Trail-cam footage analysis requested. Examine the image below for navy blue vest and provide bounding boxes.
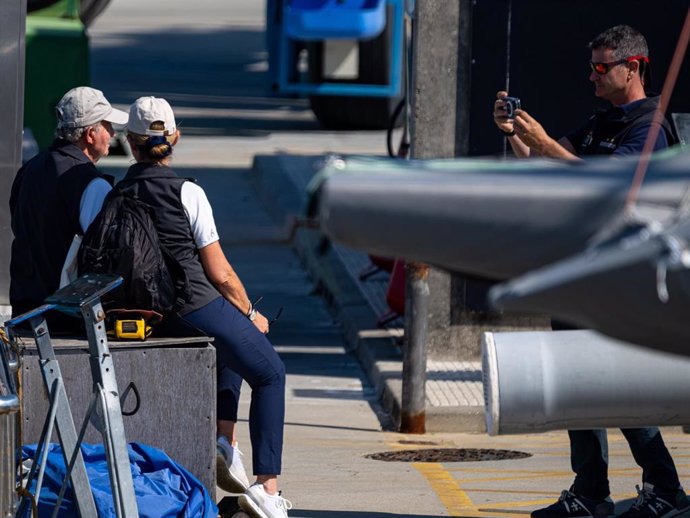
[118,163,218,315]
[573,96,677,156]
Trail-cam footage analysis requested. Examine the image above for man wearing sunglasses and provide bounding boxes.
[493,25,676,160]
[492,24,686,518]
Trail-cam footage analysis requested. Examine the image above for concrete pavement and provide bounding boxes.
[98,158,690,518]
[250,153,485,434]
[95,156,690,517]
[242,152,690,516]
[90,1,690,515]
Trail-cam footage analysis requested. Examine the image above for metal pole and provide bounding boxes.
[399,0,458,434]
[399,0,427,434]
[0,0,26,305]
[402,0,464,433]
[400,262,429,433]
[1,338,20,518]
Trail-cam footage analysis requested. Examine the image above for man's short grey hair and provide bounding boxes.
[56,122,102,144]
[589,25,648,60]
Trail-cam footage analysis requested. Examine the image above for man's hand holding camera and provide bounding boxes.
[493,91,578,160]
[493,91,519,135]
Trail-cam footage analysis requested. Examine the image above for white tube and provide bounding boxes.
[482,329,690,436]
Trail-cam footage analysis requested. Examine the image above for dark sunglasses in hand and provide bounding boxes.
[252,296,283,326]
[269,307,283,326]
[589,55,649,75]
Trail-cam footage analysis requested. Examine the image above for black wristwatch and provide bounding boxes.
[246,303,257,321]
[500,128,516,137]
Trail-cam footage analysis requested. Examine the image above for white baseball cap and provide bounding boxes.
[127,97,177,137]
[56,86,128,129]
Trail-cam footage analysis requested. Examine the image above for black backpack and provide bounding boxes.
[77,186,190,313]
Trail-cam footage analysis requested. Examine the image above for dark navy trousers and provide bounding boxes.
[174,296,286,476]
[570,428,681,500]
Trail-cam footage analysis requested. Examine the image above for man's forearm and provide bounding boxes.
[510,110,580,161]
[507,135,531,158]
[535,137,580,161]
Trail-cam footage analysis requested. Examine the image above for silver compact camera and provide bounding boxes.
[503,96,521,119]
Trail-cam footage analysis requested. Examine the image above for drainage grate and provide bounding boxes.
[365,448,532,462]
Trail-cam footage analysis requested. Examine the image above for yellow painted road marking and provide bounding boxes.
[451,468,690,484]
[480,498,563,509]
[462,489,561,496]
[448,472,554,474]
[474,512,532,517]
[482,492,639,511]
[414,462,478,516]
[381,436,690,517]
[445,472,573,482]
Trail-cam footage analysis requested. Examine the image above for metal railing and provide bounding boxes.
[0,333,19,518]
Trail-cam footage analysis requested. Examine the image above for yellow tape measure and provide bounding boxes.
[114,319,151,341]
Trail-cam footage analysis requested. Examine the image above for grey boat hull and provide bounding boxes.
[314,149,690,280]
[489,218,690,357]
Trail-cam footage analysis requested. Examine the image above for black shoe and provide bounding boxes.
[532,488,614,518]
[618,483,690,518]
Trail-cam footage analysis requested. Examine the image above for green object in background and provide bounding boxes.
[28,0,79,19]
[24,0,88,149]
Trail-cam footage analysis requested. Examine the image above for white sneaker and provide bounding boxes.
[216,436,250,493]
[238,483,293,518]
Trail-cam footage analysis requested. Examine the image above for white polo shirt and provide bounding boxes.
[79,178,219,249]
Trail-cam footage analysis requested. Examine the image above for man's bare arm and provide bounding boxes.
[513,110,580,161]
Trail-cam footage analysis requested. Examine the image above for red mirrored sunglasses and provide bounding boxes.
[589,55,650,75]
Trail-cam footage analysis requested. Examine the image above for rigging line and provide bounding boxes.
[624,6,690,213]
[675,184,690,218]
[505,0,512,94]
[503,0,513,158]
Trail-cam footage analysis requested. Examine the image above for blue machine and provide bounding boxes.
[284,0,387,40]
[267,0,405,127]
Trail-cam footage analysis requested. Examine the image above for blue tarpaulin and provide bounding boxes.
[22,442,218,518]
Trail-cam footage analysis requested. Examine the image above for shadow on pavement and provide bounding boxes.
[295,512,449,518]
[92,26,325,136]
[284,421,382,434]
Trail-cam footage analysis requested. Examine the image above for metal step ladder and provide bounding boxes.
[5,274,139,518]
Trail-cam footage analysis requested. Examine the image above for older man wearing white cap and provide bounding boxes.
[9,86,128,331]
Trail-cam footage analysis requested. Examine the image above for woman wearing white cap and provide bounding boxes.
[121,96,291,518]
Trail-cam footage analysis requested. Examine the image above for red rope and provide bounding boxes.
[624,6,690,212]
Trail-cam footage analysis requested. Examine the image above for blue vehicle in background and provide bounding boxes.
[23,0,408,139]
[266,0,409,129]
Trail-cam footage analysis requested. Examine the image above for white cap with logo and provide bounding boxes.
[127,97,177,137]
[56,86,129,129]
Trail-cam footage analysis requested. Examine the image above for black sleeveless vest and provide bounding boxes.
[118,163,219,315]
[10,139,105,318]
[575,96,677,156]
